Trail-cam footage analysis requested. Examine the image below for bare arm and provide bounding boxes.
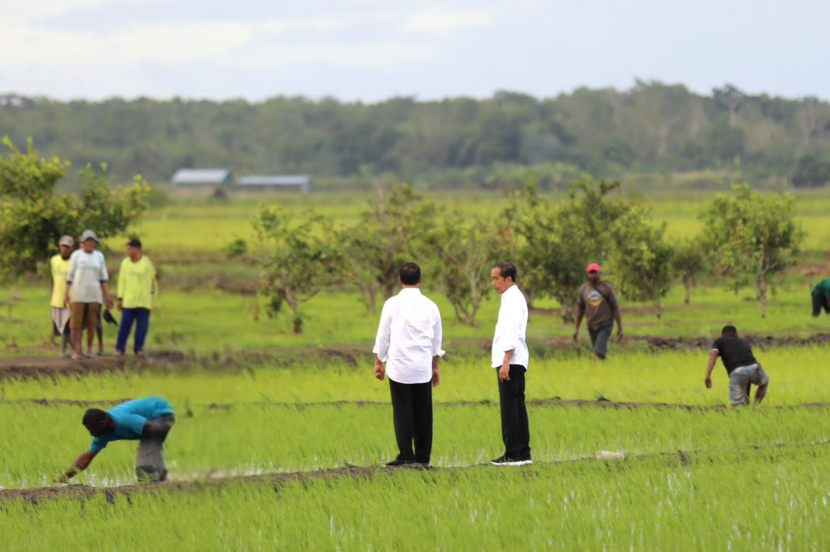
[614,308,623,339]
[705,350,718,388]
[101,282,114,309]
[58,450,98,483]
[432,355,440,388]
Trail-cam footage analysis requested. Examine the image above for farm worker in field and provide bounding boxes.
[373,262,444,468]
[573,263,623,360]
[50,235,75,356]
[65,230,114,360]
[489,262,532,466]
[705,325,770,406]
[58,396,176,483]
[812,278,830,317]
[116,238,157,357]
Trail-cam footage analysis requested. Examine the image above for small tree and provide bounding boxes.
[673,237,707,305]
[254,207,337,334]
[611,206,676,318]
[337,184,436,314]
[432,210,514,325]
[701,184,804,317]
[0,138,149,297]
[514,178,629,321]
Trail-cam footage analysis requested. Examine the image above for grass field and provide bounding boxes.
[1,188,828,550]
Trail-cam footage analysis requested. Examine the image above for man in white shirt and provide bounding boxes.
[373,263,445,468]
[65,230,114,360]
[490,262,532,466]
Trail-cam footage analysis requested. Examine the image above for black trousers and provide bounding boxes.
[498,365,531,460]
[813,293,829,317]
[389,378,433,464]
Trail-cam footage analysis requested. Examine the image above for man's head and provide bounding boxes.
[126,238,142,261]
[587,263,601,284]
[80,230,99,253]
[491,262,517,295]
[399,262,422,287]
[59,235,75,259]
[721,325,738,337]
[82,408,113,437]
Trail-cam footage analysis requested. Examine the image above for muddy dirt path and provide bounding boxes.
[9,397,830,411]
[3,440,827,504]
[2,333,827,380]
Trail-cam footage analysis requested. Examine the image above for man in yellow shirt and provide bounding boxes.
[50,235,75,356]
[116,238,157,357]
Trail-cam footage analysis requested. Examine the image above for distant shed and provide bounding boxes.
[237,175,312,194]
[172,169,233,187]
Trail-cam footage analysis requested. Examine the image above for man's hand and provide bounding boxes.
[373,360,385,381]
[499,362,511,382]
[54,474,70,484]
[432,368,440,388]
[64,293,71,308]
[117,300,123,312]
[572,331,579,343]
[756,363,763,371]
[705,376,712,389]
[616,329,624,342]
[105,298,114,310]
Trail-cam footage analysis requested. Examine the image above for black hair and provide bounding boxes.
[492,262,518,283]
[83,408,108,427]
[721,325,738,336]
[399,262,421,286]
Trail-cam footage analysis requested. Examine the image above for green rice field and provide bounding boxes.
[0,189,828,550]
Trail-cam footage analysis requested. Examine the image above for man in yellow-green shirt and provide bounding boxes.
[115,238,157,357]
[50,235,75,356]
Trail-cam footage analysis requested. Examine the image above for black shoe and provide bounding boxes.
[385,458,416,467]
[490,455,533,466]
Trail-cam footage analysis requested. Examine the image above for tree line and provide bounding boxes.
[2,81,830,188]
[253,182,804,333]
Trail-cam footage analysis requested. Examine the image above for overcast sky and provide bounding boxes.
[2,0,828,102]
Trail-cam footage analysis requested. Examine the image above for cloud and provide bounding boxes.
[260,17,351,34]
[400,8,494,36]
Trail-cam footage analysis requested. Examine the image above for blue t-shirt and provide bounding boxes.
[90,397,174,453]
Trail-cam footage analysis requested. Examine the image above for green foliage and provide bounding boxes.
[701,185,804,317]
[514,178,629,320]
[672,238,708,305]
[0,138,149,286]
[432,210,513,325]
[336,184,436,313]
[3,85,829,184]
[254,207,337,334]
[791,153,830,188]
[223,238,248,259]
[611,206,676,317]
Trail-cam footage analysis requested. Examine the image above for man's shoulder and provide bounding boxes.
[599,281,616,293]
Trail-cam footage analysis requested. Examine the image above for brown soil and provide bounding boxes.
[2,333,827,380]
[9,396,830,411]
[0,351,187,379]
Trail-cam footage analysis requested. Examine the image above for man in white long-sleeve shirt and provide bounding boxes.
[490,262,532,466]
[373,262,445,468]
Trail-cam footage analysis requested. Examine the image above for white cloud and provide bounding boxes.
[237,39,439,68]
[401,8,493,36]
[260,17,350,34]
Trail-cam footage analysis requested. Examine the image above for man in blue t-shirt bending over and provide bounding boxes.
[59,396,176,483]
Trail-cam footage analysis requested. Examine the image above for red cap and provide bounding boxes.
[586,263,601,273]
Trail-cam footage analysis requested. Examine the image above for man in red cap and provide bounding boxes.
[573,263,623,359]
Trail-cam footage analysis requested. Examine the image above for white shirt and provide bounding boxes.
[491,284,530,369]
[373,288,445,384]
[66,249,109,304]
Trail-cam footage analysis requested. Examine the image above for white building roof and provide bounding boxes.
[172,169,232,184]
[237,175,311,186]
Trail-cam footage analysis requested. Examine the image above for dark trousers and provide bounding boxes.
[116,308,151,353]
[588,323,614,359]
[389,378,433,464]
[498,365,531,460]
[813,294,829,317]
